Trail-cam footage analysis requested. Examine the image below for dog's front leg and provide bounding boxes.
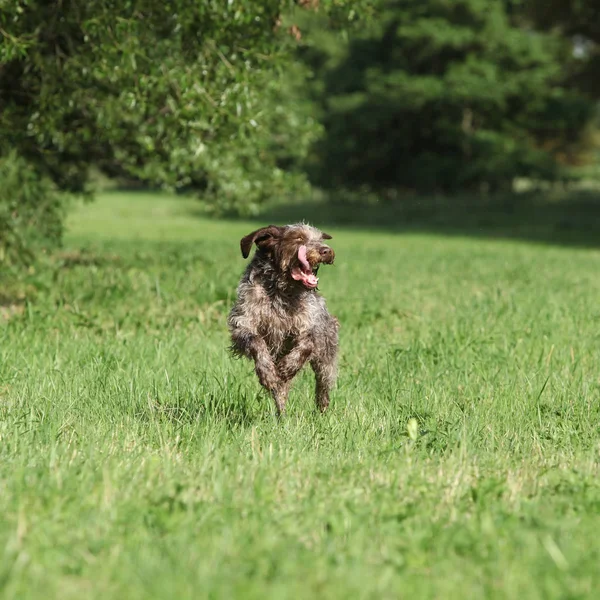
[277,334,314,385]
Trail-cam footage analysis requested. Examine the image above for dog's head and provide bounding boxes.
[240,223,335,290]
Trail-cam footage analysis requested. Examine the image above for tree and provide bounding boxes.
[304,0,595,195]
[528,0,600,97]
[0,0,367,271]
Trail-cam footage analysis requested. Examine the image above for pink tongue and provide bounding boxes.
[292,245,318,288]
[297,245,311,271]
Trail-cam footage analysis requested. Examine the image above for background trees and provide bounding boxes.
[0,0,358,269]
[1,0,598,272]
[529,0,600,96]
[304,0,595,195]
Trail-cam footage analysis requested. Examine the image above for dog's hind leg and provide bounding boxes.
[310,320,338,412]
[274,335,314,415]
[231,330,285,414]
[311,357,337,412]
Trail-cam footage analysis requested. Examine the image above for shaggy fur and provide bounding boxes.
[228,223,339,415]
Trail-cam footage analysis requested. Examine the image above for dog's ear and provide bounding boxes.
[240,226,284,259]
[321,232,332,240]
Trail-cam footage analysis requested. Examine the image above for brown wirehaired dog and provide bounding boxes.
[228,223,339,415]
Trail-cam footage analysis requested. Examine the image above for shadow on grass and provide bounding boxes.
[209,188,600,249]
[140,390,263,429]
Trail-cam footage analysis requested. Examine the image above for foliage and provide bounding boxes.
[0,0,368,221]
[304,0,595,194]
[528,0,600,97]
[1,0,598,274]
[2,192,600,597]
[0,152,68,274]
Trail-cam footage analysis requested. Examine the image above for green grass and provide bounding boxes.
[2,191,600,599]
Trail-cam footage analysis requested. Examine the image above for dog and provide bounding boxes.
[228,223,339,415]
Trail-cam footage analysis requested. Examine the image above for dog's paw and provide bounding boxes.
[255,363,281,391]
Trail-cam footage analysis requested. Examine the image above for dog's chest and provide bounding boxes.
[245,284,315,340]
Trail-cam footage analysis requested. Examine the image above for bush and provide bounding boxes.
[0,153,68,274]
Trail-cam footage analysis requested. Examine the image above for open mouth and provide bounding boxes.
[291,245,319,289]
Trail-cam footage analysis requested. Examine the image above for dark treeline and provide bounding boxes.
[305,0,597,194]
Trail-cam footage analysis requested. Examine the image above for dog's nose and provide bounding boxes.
[319,246,334,263]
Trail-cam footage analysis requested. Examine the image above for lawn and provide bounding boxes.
[1,192,600,599]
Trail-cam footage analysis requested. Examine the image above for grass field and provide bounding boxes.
[2,192,600,599]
